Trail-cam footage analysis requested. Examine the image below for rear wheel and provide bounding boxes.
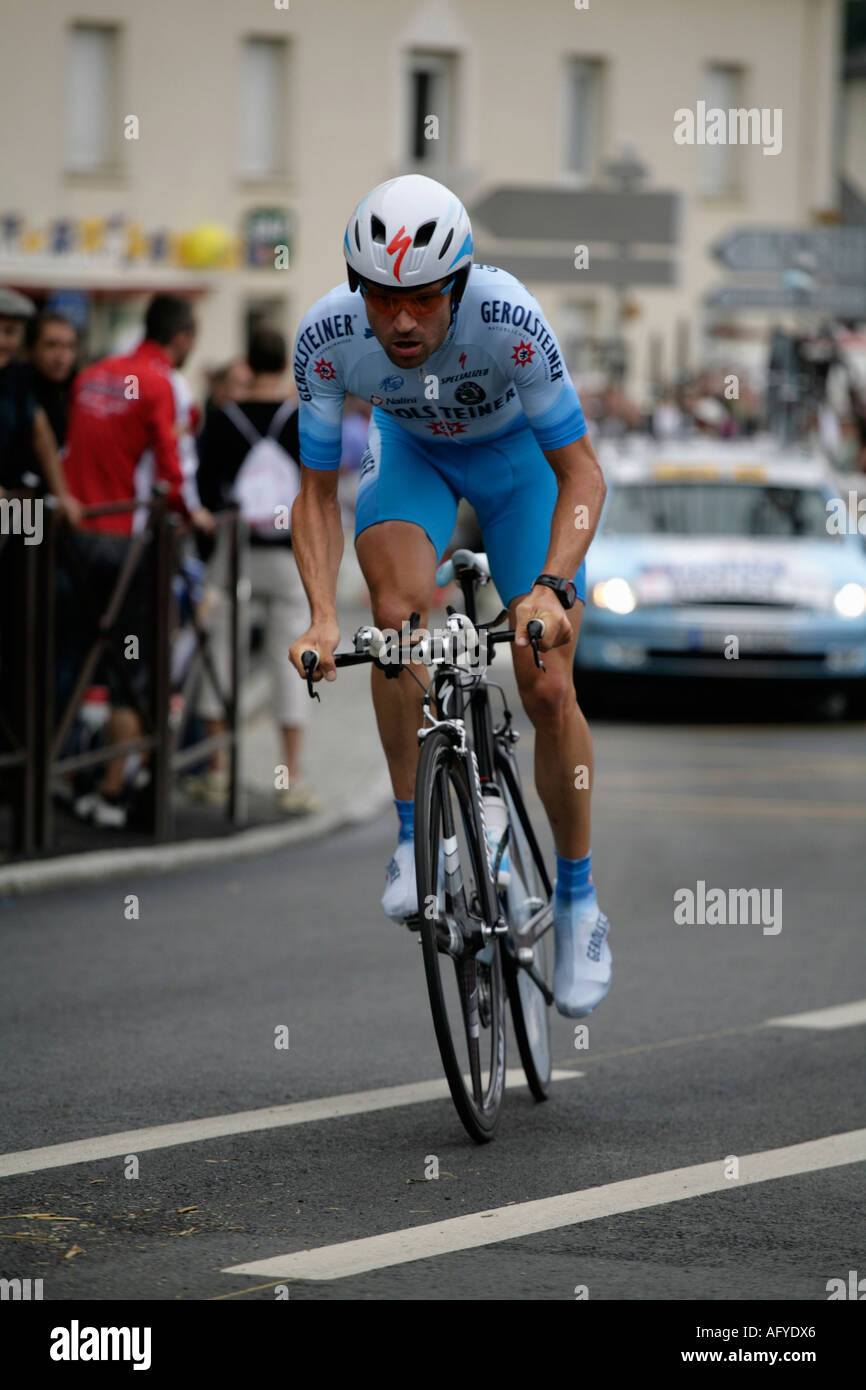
[415,728,506,1143]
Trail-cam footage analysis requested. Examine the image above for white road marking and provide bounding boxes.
[0,1070,580,1179]
[765,1000,866,1030]
[222,1128,866,1282]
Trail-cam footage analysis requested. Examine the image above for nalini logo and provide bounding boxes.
[50,1321,152,1371]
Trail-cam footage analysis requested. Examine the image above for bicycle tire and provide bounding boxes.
[497,747,554,1100]
[415,728,507,1143]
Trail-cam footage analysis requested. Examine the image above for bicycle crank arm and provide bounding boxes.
[518,959,555,1006]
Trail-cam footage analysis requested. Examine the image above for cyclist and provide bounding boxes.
[288,175,611,1018]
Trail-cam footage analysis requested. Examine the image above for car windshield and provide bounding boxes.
[603,482,836,540]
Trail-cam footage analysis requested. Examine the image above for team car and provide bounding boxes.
[574,440,866,698]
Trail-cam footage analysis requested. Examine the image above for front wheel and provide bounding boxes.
[415,729,507,1143]
[497,747,554,1100]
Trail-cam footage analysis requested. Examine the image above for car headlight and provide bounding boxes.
[832,583,866,619]
[592,577,637,614]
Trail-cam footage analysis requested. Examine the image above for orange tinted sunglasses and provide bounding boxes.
[359,278,455,318]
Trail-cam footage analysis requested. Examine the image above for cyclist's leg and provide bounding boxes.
[354,414,459,920]
[355,414,459,798]
[355,519,438,800]
[467,431,609,1016]
[466,428,590,857]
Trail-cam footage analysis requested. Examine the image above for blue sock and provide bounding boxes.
[555,850,594,905]
[394,798,414,843]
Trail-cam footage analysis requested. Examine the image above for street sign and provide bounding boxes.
[472,187,680,244]
[712,227,866,285]
[705,283,866,315]
[488,252,678,286]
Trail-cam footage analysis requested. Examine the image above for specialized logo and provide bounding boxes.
[313,357,336,381]
[379,374,404,390]
[458,352,467,369]
[455,382,486,405]
[511,339,535,367]
[387,225,412,282]
[427,420,467,437]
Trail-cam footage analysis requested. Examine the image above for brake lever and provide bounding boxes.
[301,650,321,701]
[526,618,546,671]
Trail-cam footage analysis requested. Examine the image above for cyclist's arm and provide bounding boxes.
[292,464,344,628]
[289,300,350,676]
[513,434,605,651]
[540,432,606,578]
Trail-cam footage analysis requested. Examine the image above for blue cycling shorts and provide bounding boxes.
[355,408,586,608]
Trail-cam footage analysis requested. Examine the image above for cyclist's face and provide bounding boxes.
[360,276,452,369]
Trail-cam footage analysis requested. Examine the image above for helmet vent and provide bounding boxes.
[438,227,454,259]
[354,219,361,251]
[413,220,437,248]
[370,215,387,244]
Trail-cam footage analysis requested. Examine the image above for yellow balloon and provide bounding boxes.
[178,223,233,269]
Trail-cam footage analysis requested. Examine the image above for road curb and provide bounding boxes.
[0,768,393,898]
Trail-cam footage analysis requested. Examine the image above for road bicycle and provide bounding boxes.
[302,549,555,1142]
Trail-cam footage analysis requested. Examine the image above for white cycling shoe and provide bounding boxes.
[552,888,612,1018]
[382,839,418,921]
[382,838,448,922]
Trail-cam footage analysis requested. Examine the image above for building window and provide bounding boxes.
[239,38,287,179]
[64,25,119,173]
[406,51,456,165]
[564,59,603,177]
[561,302,598,376]
[699,64,742,196]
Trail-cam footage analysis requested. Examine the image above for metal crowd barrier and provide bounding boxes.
[0,488,244,857]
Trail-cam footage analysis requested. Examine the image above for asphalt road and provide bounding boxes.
[2,684,864,1303]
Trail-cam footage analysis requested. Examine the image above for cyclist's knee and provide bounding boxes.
[370,591,432,634]
[517,667,575,733]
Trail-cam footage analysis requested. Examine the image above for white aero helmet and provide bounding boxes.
[344,174,474,305]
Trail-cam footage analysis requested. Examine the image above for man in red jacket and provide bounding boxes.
[63,295,213,827]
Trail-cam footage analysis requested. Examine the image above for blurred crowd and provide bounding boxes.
[2,285,865,841]
[0,288,367,833]
[578,337,866,472]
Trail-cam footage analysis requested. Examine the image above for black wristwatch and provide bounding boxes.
[533,573,578,610]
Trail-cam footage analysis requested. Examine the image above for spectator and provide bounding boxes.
[61,293,213,828]
[194,328,319,816]
[0,287,79,517]
[25,309,79,453]
[199,358,253,434]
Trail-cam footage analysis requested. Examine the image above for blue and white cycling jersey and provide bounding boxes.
[293,264,586,468]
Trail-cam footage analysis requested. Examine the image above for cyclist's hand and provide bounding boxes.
[514,586,571,651]
[290,618,341,683]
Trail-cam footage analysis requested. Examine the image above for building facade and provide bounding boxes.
[0,0,845,399]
